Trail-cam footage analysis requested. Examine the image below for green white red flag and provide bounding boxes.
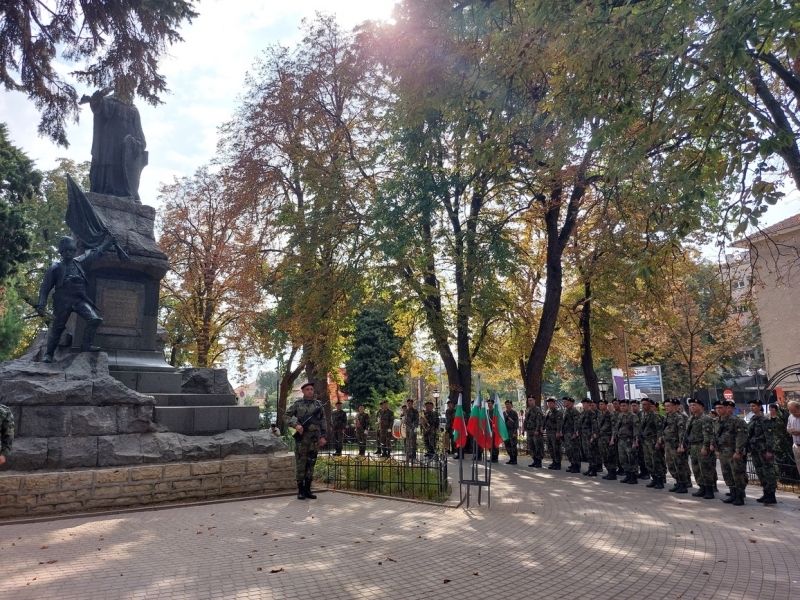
[489,394,509,448]
[467,395,493,449]
[452,394,468,448]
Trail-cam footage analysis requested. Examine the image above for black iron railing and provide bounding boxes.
[314,454,449,502]
[746,457,800,493]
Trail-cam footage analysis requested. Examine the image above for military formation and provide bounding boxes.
[515,394,778,506]
[278,383,781,505]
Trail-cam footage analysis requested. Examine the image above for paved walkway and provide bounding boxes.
[1,460,799,600]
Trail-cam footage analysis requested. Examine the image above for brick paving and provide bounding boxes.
[1,459,799,600]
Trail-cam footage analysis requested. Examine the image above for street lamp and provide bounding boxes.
[432,388,440,415]
[597,379,608,400]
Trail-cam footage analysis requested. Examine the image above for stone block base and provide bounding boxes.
[0,454,295,519]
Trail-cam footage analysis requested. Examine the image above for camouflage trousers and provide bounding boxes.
[665,442,691,485]
[356,430,367,455]
[582,436,601,467]
[378,428,392,455]
[527,432,543,460]
[718,447,748,491]
[642,437,666,477]
[599,435,617,471]
[423,430,438,455]
[294,433,320,482]
[617,438,636,472]
[333,429,345,452]
[504,434,518,459]
[565,434,582,465]
[405,431,418,458]
[689,444,716,487]
[547,432,562,462]
[750,444,777,492]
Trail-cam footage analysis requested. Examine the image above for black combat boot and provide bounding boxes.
[692,486,707,498]
[627,472,638,485]
[507,457,517,465]
[755,491,766,503]
[534,459,542,468]
[547,461,556,469]
[654,477,664,490]
[552,462,562,470]
[674,482,688,494]
[762,491,777,505]
[582,465,593,475]
[646,476,658,488]
[528,461,537,467]
[603,470,617,481]
[304,478,317,500]
[638,470,650,480]
[722,490,736,504]
[585,467,597,477]
[617,467,626,476]
[571,463,582,473]
[619,471,631,483]
[297,482,306,500]
[703,487,714,500]
[732,489,744,506]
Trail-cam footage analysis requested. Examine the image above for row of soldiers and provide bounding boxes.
[330,398,444,460]
[505,394,778,506]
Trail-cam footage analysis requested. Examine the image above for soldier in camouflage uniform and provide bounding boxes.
[422,401,439,457]
[680,398,716,499]
[376,400,394,457]
[562,397,580,472]
[354,404,370,456]
[444,400,456,455]
[611,399,625,475]
[503,400,519,465]
[631,399,650,479]
[331,400,347,456]
[611,398,641,484]
[747,400,777,505]
[640,397,667,490]
[580,399,602,476]
[660,398,692,493]
[544,397,564,470]
[524,396,545,468]
[404,399,420,460]
[285,383,328,499]
[0,402,14,467]
[714,399,749,505]
[597,399,618,480]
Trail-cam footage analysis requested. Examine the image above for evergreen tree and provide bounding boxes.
[343,307,406,410]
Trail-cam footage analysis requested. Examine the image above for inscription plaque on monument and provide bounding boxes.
[96,279,144,336]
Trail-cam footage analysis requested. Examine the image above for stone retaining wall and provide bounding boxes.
[0,454,295,519]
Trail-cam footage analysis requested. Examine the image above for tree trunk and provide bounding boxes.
[579,279,600,402]
[276,347,306,431]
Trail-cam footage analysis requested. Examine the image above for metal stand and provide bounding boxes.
[458,439,492,507]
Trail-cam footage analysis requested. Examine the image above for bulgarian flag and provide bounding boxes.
[453,394,468,448]
[467,395,489,449]
[489,394,509,448]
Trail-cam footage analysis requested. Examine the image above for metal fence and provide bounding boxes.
[314,454,449,502]
[746,458,800,493]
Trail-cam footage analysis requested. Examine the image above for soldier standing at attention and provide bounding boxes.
[611,398,641,484]
[354,404,370,457]
[680,398,716,499]
[747,400,777,506]
[376,400,394,457]
[525,396,545,468]
[641,397,667,490]
[580,399,602,476]
[444,399,456,455]
[661,398,691,494]
[630,399,650,480]
[503,400,519,465]
[404,399,420,460]
[715,399,749,505]
[597,399,618,480]
[0,402,14,467]
[486,398,500,463]
[611,399,625,475]
[562,397,581,472]
[285,382,327,500]
[422,401,439,457]
[331,400,347,456]
[544,397,564,470]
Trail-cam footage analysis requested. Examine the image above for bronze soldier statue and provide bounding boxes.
[36,235,116,362]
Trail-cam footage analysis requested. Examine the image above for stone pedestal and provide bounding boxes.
[69,192,171,372]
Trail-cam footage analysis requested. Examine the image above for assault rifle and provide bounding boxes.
[292,400,330,442]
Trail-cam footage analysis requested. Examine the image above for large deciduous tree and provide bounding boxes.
[0,0,197,145]
[158,167,265,367]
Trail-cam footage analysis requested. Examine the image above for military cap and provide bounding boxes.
[712,399,724,407]
[487,398,495,404]
[618,398,630,404]
[300,382,314,390]
[630,399,640,404]
[406,398,414,403]
[724,400,736,407]
[666,397,681,405]
[504,399,513,404]
[446,399,454,405]
[380,399,388,405]
[358,403,365,408]
[598,398,609,404]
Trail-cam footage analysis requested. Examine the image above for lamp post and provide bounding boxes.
[597,379,609,401]
[433,388,440,415]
